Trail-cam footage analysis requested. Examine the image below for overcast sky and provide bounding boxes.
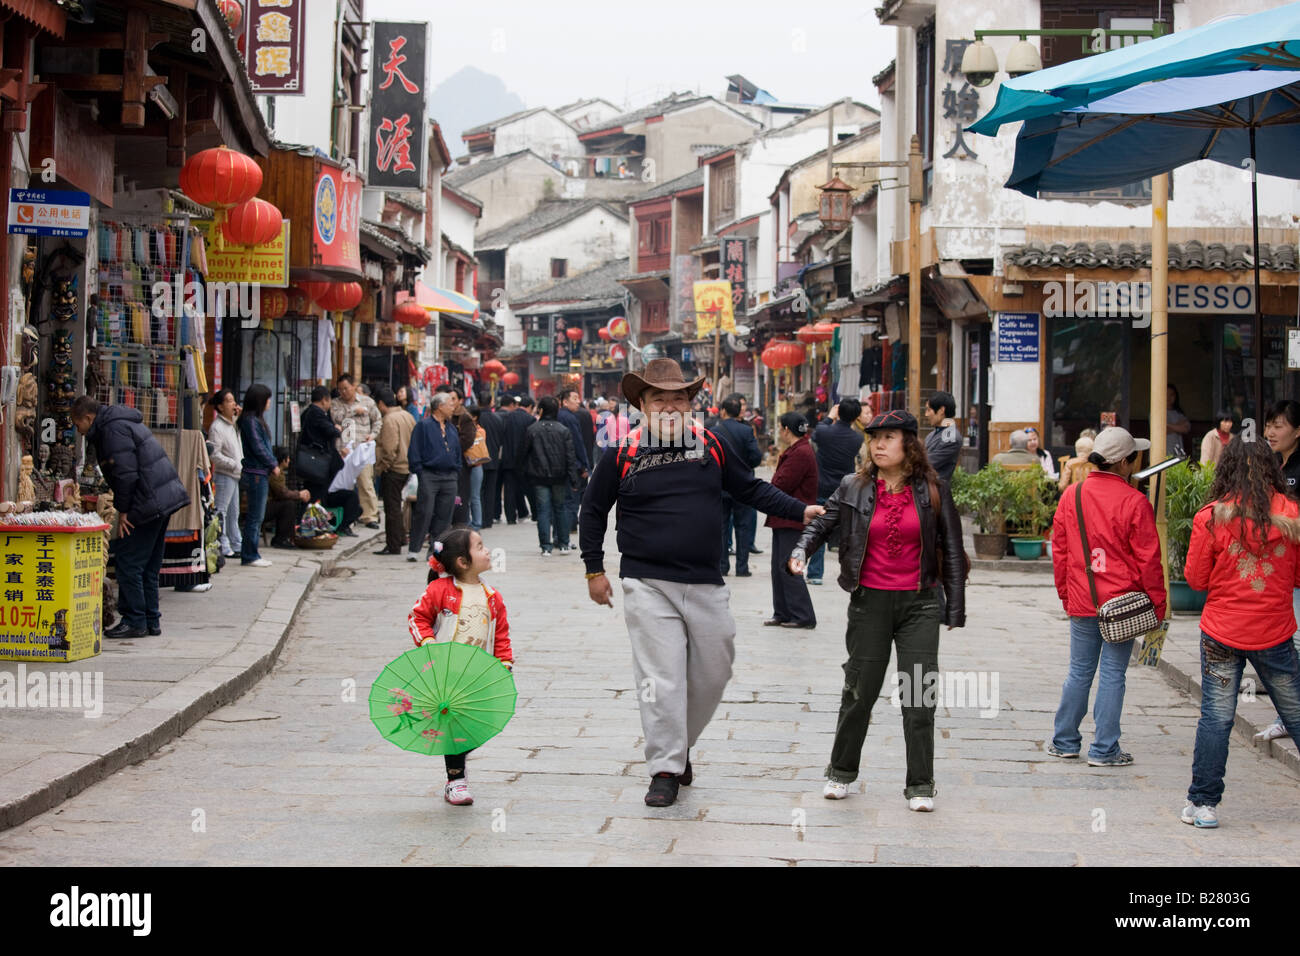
[365,0,897,113]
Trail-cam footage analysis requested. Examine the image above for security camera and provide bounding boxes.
[961,40,998,88]
[1005,40,1042,78]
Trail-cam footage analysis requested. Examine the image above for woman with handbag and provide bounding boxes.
[1180,436,1300,828]
[789,409,966,811]
[1048,426,1166,767]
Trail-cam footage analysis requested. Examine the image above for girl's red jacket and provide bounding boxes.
[407,576,513,663]
[1185,492,1300,650]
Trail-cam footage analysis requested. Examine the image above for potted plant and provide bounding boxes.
[1007,468,1058,559]
[951,464,1010,560]
[1166,460,1215,613]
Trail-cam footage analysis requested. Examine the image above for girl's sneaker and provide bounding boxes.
[1181,802,1219,828]
[908,796,935,812]
[823,780,849,799]
[444,780,473,806]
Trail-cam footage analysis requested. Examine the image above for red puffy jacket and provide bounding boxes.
[1052,471,1167,620]
[407,577,512,663]
[1184,492,1300,650]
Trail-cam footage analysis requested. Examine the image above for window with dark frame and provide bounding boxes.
[551,258,567,279]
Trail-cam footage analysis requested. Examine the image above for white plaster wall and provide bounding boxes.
[558,100,622,131]
[753,212,775,299]
[494,113,582,163]
[505,208,629,298]
[263,7,343,158]
[443,200,478,257]
[643,103,760,184]
[852,212,878,291]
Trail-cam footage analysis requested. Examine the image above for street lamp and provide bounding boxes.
[960,25,1167,87]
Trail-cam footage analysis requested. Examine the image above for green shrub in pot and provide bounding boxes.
[1166,459,1215,582]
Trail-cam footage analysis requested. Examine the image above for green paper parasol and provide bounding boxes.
[370,641,517,756]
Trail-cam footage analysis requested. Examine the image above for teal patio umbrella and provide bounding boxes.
[969,1,1300,420]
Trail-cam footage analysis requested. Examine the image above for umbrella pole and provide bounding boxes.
[1151,172,1171,606]
[1251,125,1264,423]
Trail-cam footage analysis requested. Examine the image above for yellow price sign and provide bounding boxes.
[693,280,735,336]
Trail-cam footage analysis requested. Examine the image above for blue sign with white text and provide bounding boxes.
[7,188,91,237]
[996,312,1039,363]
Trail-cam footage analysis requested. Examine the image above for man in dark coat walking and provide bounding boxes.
[477,398,505,529]
[501,395,535,523]
[521,396,579,554]
[714,396,763,577]
[74,396,189,639]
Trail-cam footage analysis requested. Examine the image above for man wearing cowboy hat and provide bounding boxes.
[580,358,825,807]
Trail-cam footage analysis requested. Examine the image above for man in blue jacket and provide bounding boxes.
[406,392,462,562]
[808,398,864,585]
[715,396,762,577]
[73,396,189,639]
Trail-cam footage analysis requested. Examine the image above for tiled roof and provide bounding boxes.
[1004,239,1298,272]
[444,149,552,188]
[477,200,627,250]
[462,107,555,138]
[513,258,630,313]
[635,166,704,202]
[582,93,714,137]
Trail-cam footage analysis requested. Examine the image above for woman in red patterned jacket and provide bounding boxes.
[1181,436,1300,828]
[407,526,512,806]
[765,412,819,629]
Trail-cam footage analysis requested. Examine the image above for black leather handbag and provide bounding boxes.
[294,444,331,485]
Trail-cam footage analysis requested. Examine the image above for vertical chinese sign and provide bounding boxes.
[722,239,748,318]
[244,0,305,95]
[369,21,429,191]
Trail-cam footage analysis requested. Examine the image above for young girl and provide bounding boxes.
[407,526,513,806]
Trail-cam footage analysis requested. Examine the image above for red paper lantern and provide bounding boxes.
[296,281,331,306]
[393,301,428,328]
[222,197,282,248]
[813,321,838,340]
[179,146,262,211]
[483,359,507,379]
[259,288,288,322]
[796,323,832,344]
[565,326,584,342]
[597,327,611,341]
[317,282,363,312]
[217,0,242,33]
[502,372,520,387]
[761,340,805,370]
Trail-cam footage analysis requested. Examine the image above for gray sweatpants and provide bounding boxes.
[622,577,737,776]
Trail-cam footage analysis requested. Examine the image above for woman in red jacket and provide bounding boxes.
[1182,437,1300,828]
[1049,427,1165,767]
[765,412,819,629]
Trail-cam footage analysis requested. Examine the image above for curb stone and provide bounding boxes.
[0,528,382,832]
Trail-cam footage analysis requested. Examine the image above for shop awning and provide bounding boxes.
[397,281,481,320]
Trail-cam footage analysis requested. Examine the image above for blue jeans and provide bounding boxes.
[806,495,829,579]
[469,465,484,530]
[1051,616,1132,760]
[240,472,269,563]
[111,514,169,629]
[213,472,241,555]
[532,482,569,550]
[1190,633,1300,807]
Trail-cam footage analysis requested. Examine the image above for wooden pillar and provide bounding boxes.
[1150,172,1171,604]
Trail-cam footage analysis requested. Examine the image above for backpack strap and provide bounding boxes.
[616,427,644,479]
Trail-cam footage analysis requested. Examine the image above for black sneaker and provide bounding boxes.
[644,772,680,807]
[750,547,763,555]
[680,755,693,787]
[147,624,162,636]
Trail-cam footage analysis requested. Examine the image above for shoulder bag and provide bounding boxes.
[464,425,489,466]
[1075,481,1159,643]
[294,444,331,485]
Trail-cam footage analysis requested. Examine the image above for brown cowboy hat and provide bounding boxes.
[621,358,706,408]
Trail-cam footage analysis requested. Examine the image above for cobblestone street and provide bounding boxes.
[3,519,1300,866]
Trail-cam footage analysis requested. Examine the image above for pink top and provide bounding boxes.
[859,480,922,591]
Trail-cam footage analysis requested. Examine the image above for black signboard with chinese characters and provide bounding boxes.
[369,21,429,190]
[244,0,306,95]
[722,239,748,315]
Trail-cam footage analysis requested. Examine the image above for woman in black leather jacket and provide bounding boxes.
[790,409,966,812]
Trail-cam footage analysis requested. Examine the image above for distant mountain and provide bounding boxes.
[428,66,527,163]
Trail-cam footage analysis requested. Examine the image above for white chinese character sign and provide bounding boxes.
[368,21,428,190]
[244,0,304,94]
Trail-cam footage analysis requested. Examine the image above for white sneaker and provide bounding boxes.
[823,780,850,799]
[245,558,273,568]
[1256,717,1289,740]
[908,796,935,812]
[189,583,213,592]
[444,780,473,806]
[1181,802,1219,828]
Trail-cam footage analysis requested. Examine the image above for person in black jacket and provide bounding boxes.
[501,396,534,524]
[74,396,190,639]
[521,396,579,554]
[558,387,592,548]
[715,396,762,577]
[299,386,361,536]
[580,360,824,807]
[790,409,966,812]
[806,398,865,585]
